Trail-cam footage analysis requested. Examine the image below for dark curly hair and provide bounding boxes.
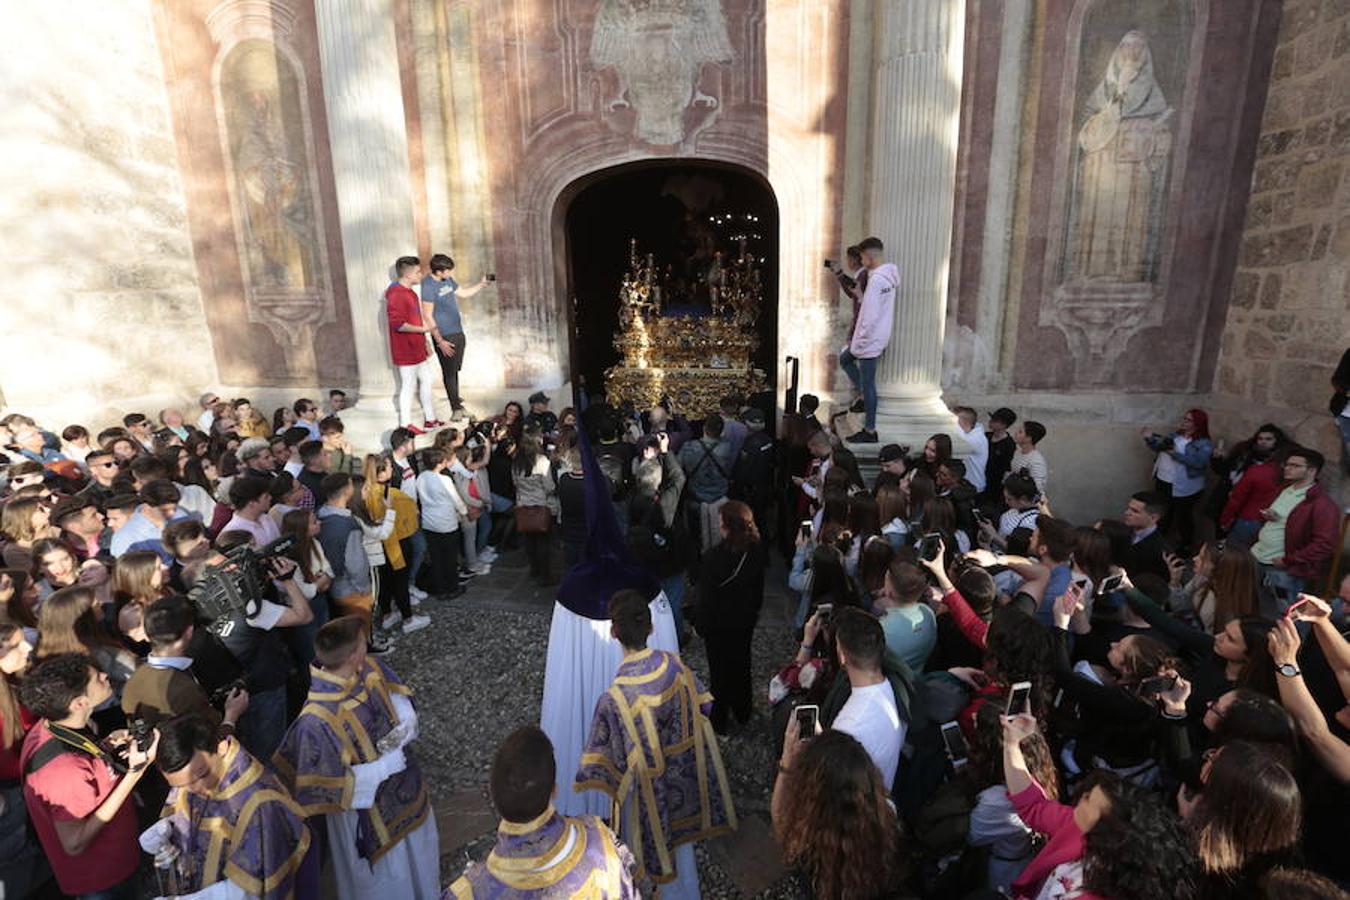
[984,606,1056,716]
[1079,772,1200,900]
[970,701,1059,798]
[775,730,899,899]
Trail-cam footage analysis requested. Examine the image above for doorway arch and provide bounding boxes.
[554,159,780,409]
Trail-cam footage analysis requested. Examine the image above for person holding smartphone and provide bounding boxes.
[420,253,494,422]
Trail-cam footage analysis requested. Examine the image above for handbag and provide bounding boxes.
[515,505,550,534]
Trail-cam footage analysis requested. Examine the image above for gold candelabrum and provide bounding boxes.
[606,238,767,414]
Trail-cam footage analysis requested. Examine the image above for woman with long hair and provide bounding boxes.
[269,404,294,436]
[1003,715,1199,900]
[876,484,910,552]
[0,619,42,895]
[773,728,900,899]
[511,428,557,583]
[1,496,59,570]
[1121,572,1279,712]
[360,454,421,626]
[920,496,968,554]
[696,501,767,733]
[0,570,38,632]
[32,538,111,611]
[906,471,938,532]
[1213,423,1288,545]
[1143,408,1213,553]
[915,433,954,480]
[1170,541,1260,634]
[111,549,170,614]
[280,508,332,663]
[35,587,138,727]
[501,400,525,442]
[966,701,1060,894]
[856,537,895,613]
[1180,740,1301,897]
[0,621,34,779]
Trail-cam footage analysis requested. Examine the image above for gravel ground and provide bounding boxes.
[387,542,807,897]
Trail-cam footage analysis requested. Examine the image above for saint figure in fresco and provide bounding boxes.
[1066,30,1174,284]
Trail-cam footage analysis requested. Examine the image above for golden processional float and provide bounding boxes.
[604,238,768,412]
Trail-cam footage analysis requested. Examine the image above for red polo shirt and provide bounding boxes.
[20,721,139,894]
[386,282,429,366]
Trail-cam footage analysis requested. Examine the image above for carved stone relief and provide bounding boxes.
[589,0,735,147]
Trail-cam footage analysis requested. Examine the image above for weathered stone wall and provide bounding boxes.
[0,0,216,424]
[1212,0,1350,485]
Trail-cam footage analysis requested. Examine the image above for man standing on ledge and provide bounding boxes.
[421,253,494,422]
[840,236,898,444]
[386,256,443,436]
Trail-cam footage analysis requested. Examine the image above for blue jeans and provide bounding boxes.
[838,349,878,430]
[662,573,687,637]
[407,529,428,589]
[238,685,287,763]
[476,510,492,552]
[490,493,514,513]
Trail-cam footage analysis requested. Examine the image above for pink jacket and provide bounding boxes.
[849,262,898,358]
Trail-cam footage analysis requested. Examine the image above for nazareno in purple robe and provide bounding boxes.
[272,658,431,864]
[161,737,312,900]
[575,648,737,886]
[442,804,638,899]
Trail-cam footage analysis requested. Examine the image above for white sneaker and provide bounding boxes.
[401,614,431,634]
[479,547,498,563]
[381,611,403,630]
[468,562,491,576]
[409,592,422,607]
[409,585,428,602]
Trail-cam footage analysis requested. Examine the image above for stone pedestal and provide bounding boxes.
[315,0,418,450]
[867,0,966,451]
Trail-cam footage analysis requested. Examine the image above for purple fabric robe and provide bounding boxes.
[272,659,431,864]
[442,805,637,899]
[161,738,311,900]
[575,648,737,885]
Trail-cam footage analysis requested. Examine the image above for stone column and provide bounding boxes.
[867,0,966,449]
[315,0,418,441]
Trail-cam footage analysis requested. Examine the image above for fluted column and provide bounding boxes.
[315,0,417,405]
[868,0,965,447]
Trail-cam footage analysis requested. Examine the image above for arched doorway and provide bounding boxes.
[556,160,779,411]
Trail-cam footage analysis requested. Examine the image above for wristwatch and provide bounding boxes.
[1276,663,1301,678]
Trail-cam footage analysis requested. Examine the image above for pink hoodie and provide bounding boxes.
[849,262,898,358]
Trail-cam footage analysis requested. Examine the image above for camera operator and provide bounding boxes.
[122,595,249,733]
[19,653,160,899]
[181,531,313,761]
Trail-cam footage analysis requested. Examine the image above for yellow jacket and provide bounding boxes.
[364,485,419,569]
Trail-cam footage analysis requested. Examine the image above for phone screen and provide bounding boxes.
[940,722,968,763]
[1006,681,1032,717]
[920,533,942,562]
[795,705,819,736]
[799,520,813,541]
[1096,573,1124,596]
[1138,675,1177,695]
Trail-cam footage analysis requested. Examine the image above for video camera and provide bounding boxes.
[187,535,297,626]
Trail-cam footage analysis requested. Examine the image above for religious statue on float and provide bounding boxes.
[1064,30,1174,286]
[606,238,766,411]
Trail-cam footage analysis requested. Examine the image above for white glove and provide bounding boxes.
[388,693,419,748]
[139,818,175,854]
[350,747,408,809]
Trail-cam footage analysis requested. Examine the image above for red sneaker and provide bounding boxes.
[404,423,426,436]
[424,419,446,429]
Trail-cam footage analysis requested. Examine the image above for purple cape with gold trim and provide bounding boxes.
[161,737,311,900]
[575,648,736,885]
[272,658,430,865]
[443,805,636,899]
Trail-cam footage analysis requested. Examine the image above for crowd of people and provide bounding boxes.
[0,348,1347,899]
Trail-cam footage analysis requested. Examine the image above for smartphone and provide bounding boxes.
[485,273,497,282]
[795,704,819,736]
[1138,674,1177,696]
[973,509,991,526]
[1006,680,1032,717]
[1096,572,1125,597]
[799,519,813,542]
[920,532,942,562]
[940,721,969,769]
[815,603,834,623]
[1071,574,1090,596]
[1284,595,1311,619]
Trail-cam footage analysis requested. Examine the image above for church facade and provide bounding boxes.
[0,0,1343,518]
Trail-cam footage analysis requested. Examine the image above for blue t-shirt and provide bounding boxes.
[420,274,462,335]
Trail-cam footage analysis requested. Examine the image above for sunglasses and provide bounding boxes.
[93,461,118,469]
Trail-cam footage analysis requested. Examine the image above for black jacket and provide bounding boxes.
[696,541,767,634]
[1124,529,1170,583]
